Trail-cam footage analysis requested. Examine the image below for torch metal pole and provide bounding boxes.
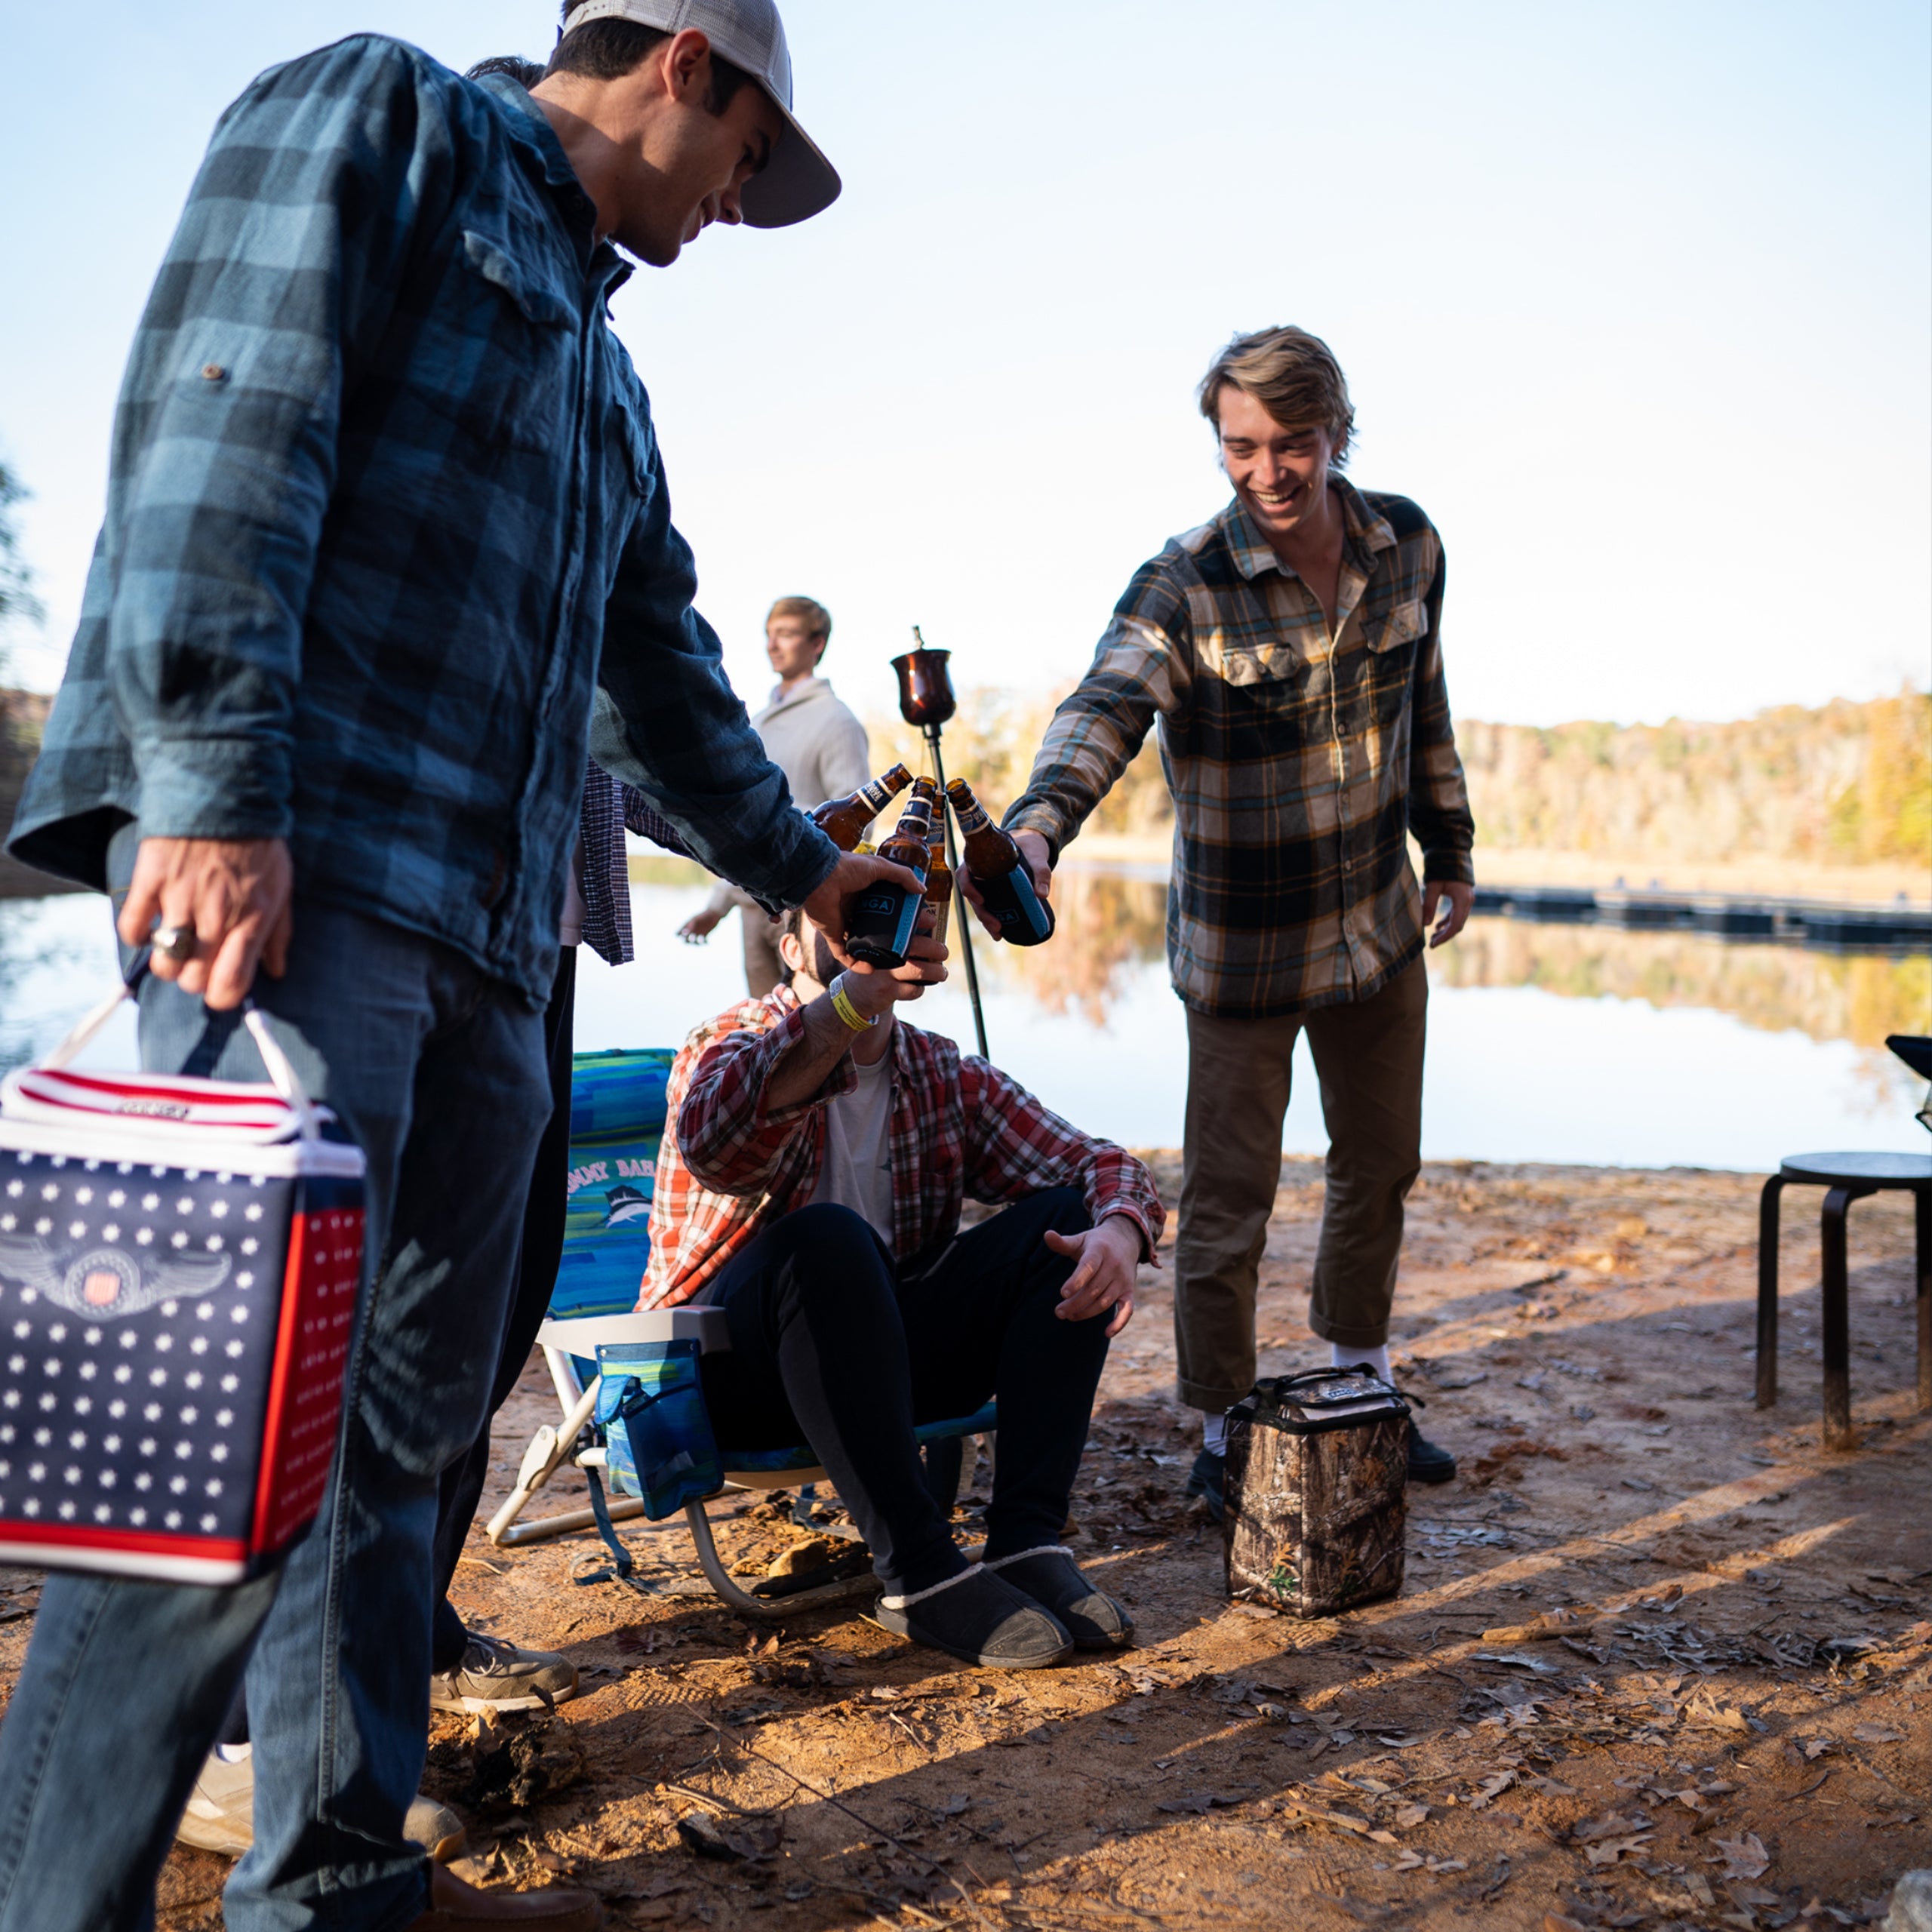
[922,723,989,1061]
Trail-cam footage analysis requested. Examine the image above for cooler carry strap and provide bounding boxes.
[31,973,323,1143]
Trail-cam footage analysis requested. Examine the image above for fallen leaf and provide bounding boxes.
[1584,1835,1652,1866]
[1574,1813,1644,1842]
[1393,1802,1430,1829]
[675,1812,782,1862]
[1469,1771,1518,1810]
[1802,1737,1836,1760]
[1710,1832,1770,1881]
[1852,1723,1903,1743]
[1475,1651,1563,1676]
[1691,1702,1754,1734]
[1392,1850,1424,1871]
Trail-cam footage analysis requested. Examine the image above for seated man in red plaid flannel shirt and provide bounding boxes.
[641,904,1165,1669]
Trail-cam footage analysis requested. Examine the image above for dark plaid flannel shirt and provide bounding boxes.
[1007,481,1475,1020]
[640,989,1165,1309]
[8,41,835,1001]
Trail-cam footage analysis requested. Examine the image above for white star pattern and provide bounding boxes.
[2,1149,358,1559]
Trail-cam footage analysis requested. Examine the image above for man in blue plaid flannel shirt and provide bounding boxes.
[0,9,917,1930]
[998,328,1477,1518]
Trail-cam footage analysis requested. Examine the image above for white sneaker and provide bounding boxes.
[176,1749,466,1863]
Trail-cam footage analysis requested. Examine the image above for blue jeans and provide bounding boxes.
[0,877,549,1932]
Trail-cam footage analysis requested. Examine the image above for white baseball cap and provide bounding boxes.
[559,0,840,227]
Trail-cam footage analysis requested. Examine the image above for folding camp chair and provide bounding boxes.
[485,1048,995,1618]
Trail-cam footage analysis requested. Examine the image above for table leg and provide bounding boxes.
[1917,1187,1930,1415]
[1756,1174,1785,1409]
[1820,1186,1862,1451]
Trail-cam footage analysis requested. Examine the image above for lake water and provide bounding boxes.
[2,872,1925,1173]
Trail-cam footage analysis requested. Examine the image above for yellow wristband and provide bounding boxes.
[829,974,877,1033]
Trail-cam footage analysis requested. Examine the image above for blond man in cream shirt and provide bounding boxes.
[680,595,871,992]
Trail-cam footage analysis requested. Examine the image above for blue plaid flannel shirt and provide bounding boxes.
[8,38,836,1001]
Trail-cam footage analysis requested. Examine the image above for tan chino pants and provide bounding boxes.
[1174,958,1427,1413]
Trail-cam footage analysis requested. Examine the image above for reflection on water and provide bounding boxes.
[3,878,1927,1171]
[995,875,1929,1051]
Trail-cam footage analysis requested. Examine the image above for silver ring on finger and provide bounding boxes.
[151,924,198,964]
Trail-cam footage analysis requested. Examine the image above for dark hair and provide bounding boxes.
[776,904,806,986]
[466,55,548,88]
[547,8,752,112]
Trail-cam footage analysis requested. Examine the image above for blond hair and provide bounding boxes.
[766,595,832,648]
[1197,326,1354,468]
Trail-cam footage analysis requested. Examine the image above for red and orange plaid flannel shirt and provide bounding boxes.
[639,989,1165,1309]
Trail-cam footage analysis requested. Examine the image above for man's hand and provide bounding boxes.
[841,931,948,1016]
[678,906,724,944]
[801,851,925,972]
[1423,878,1474,949]
[1044,1214,1143,1339]
[117,837,294,1011]
[958,826,1054,938]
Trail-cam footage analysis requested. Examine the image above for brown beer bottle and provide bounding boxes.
[922,836,954,947]
[909,774,940,808]
[944,778,1056,946]
[846,798,934,968]
[811,763,912,851]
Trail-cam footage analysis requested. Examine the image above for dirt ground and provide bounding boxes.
[5,1156,1927,1930]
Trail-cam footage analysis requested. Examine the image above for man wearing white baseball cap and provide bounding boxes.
[0,7,868,1930]
[557,0,841,228]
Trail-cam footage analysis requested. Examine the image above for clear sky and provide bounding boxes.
[2,1,1927,731]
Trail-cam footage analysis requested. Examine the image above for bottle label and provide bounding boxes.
[848,884,920,967]
[947,788,990,833]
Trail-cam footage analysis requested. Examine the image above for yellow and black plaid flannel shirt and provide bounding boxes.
[1006,479,1475,1021]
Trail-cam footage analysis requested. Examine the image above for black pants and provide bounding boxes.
[426,944,577,1672]
[695,1189,1112,1596]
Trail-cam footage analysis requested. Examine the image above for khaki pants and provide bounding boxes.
[1174,958,1427,1412]
[740,903,786,999]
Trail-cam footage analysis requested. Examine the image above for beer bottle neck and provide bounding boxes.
[947,786,991,834]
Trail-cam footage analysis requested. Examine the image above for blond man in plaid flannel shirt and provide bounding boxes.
[995,327,1475,1508]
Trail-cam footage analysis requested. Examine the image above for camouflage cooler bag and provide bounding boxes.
[0,981,365,1585]
[1223,1369,1409,1617]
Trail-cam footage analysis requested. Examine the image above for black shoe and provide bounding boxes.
[1407,1427,1457,1484]
[987,1547,1134,1649]
[1185,1447,1226,1522]
[869,1564,1074,1669]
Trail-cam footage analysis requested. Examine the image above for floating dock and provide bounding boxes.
[1057,860,1929,954]
[1472,883,1930,952]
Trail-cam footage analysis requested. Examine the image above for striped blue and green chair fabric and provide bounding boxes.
[556,1048,675,1324]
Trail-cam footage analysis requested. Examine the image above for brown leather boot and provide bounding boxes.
[403,1864,604,1930]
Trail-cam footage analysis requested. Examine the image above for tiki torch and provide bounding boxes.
[891,629,989,1060]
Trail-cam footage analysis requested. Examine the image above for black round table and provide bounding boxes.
[1758,1152,1932,1448]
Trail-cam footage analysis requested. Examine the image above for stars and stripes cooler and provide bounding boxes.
[0,985,365,1585]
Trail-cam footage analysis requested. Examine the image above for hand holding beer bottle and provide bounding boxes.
[946,778,1056,946]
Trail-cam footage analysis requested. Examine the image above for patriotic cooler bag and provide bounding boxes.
[0,983,365,1584]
